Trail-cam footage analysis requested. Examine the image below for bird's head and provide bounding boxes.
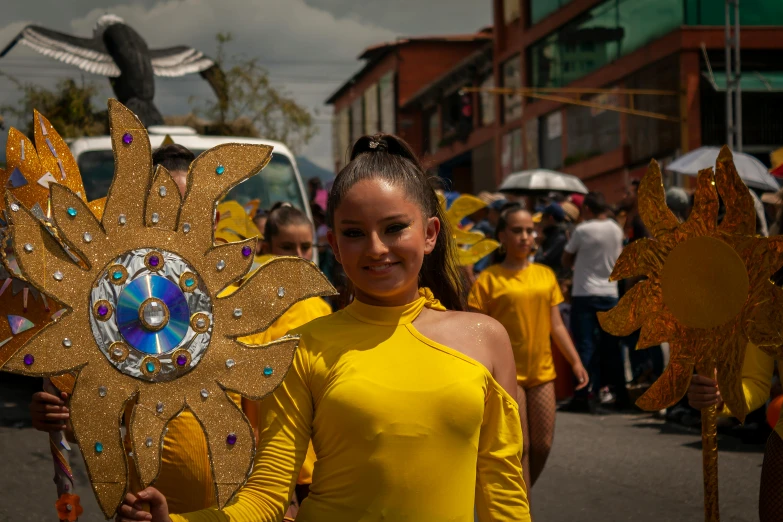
[94,14,125,36]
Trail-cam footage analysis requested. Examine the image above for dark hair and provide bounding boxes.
[583,191,608,215]
[327,133,465,311]
[492,203,527,264]
[152,144,195,172]
[263,202,312,243]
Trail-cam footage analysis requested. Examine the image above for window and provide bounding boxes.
[379,72,396,134]
[78,152,305,211]
[423,110,440,156]
[530,0,575,25]
[364,83,379,135]
[350,97,364,144]
[503,0,521,24]
[334,109,350,170]
[529,0,683,88]
[479,75,495,126]
[503,55,523,122]
[685,0,783,25]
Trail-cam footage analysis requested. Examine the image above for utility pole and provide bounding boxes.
[725,0,742,151]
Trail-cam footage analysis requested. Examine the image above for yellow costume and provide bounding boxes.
[722,343,783,437]
[171,292,530,522]
[239,255,332,486]
[469,264,564,388]
[121,258,330,511]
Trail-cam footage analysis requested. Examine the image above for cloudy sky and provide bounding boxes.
[0,0,490,170]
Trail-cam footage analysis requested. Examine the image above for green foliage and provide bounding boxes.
[0,74,107,138]
[193,33,317,154]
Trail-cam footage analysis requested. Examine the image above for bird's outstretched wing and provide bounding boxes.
[0,25,120,77]
[149,46,215,77]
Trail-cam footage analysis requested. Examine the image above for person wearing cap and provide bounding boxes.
[534,203,569,279]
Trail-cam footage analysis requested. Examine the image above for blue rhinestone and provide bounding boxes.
[145,361,156,373]
[215,165,225,175]
[66,207,77,217]
[95,442,103,453]
[263,366,273,376]
[112,271,123,280]
[185,278,195,288]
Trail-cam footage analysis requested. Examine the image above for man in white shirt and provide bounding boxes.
[561,192,628,412]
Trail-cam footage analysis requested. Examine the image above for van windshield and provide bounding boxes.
[77,150,305,211]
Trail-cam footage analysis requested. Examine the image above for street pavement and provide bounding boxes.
[0,375,765,521]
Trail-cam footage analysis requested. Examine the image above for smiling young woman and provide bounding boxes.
[117,134,530,522]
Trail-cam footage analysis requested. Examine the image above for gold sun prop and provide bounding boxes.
[0,100,336,517]
[439,193,500,266]
[598,147,783,521]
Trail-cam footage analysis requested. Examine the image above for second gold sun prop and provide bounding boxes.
[598,147,783,522]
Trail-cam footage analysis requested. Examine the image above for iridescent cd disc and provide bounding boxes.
[116,275,190,354]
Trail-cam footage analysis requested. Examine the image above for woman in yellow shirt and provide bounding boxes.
[469,204,588,492]
[117,133,530,522]
[688,343,782,521]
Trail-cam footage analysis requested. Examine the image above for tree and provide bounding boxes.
[192,33,317,154]
[0,74,106,138]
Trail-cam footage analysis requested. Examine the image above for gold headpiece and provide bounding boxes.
[1,100,335,517]
[0,112,105,385]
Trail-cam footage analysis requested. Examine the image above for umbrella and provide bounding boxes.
[666,146,780,192]
[499,169,589,194]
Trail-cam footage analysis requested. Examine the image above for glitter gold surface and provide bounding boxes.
[146,166,182,230]
[597,147,783,522]
[33,111,86,198]
[0,100,337,517]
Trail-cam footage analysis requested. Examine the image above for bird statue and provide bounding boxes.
[0,14,227,126]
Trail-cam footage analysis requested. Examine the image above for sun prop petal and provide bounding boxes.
[69,363,137,518]
[216,257,336,338]
[638,160,679,239]
[129,395,185,488]
[3,128,47,212]
[609,238,667,281]
[716,146,755,236]
[101,100,153,233]
[33,110,86,200]
[636,354,695,411]
[217,336,299,400]
[447,194,487,223]
[203,239,259,295]
[681,168,718,236]
[50,184,107,267]
[0,281,60,368]
[6,194,87,306]
[187,387,255,508]
[598,280,659,337]
[458,239,501,266]
[637,310,678,350]
[2,313,89,375]
[178,144,273,246]
[453,228,486,246]
[145,165,182,230]
[715,336,749,423]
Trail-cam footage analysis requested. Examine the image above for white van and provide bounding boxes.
[69,126,312,223]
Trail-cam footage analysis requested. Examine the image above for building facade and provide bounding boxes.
[331,0,783,201]
[326,32,492,173]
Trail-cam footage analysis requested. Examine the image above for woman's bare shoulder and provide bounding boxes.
[421,309,510,346]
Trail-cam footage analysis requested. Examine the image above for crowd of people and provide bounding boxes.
[26,133,782,521]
